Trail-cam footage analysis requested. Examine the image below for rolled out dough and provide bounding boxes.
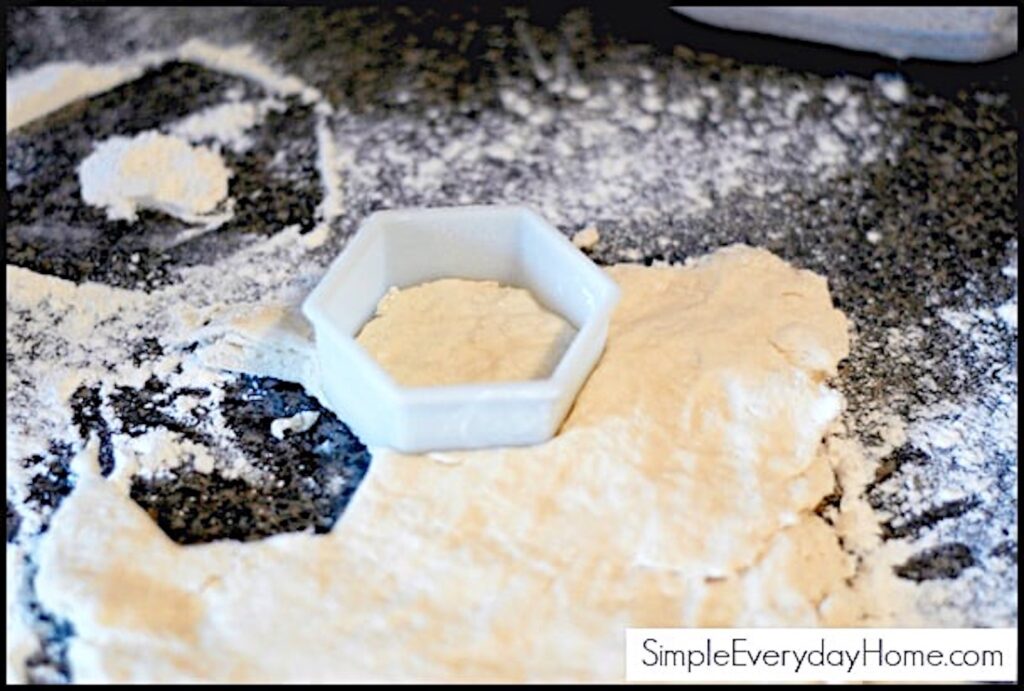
[355,278,577,387]
[35,245,864,682]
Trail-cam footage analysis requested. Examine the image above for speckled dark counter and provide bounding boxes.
[6,5,1018,683]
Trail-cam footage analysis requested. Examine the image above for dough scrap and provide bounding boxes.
[78,132,231,223]
[355,279,577,387]
[35,245,863,682]
[571,226,600,250]
[270,411,320,440]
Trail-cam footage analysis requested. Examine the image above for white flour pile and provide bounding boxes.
[78,132,232,223]
[5,31,1014,684]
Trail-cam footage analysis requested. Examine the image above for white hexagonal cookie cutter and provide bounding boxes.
[301,205,620,453]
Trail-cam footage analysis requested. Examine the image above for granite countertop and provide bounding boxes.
[5,5,1018,683]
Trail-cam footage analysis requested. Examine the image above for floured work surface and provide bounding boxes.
[6,6,1018,684]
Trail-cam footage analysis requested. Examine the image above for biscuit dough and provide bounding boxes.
[356,279,577,386]
[34,245,864,682]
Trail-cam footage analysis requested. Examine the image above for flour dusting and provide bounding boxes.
[167,98,285,153]
[339,39,893,247]
[6,58,159,133]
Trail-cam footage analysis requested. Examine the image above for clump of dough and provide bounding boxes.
[270,411,320,440]
[78,131,231,222]
[571,226,600,250]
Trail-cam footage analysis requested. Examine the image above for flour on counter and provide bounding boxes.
[6,38,321,136]
[6,36,356,683]
[343,56,895,240]
[6,224,328,682]
[6,58,160,133]
[109,428,219,485]
[996,260,1018,332]
[861,251,1019,627]
[996,301,1017,329]
[78,132,232,223]
[314,107,345,226]
[5,547,36,684]
[178,39,323,105]
[167,99,284,153]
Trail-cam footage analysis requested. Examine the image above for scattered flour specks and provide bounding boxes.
[996,300,1017,329]
[864,250,1017,626]
[336,52,896,236]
